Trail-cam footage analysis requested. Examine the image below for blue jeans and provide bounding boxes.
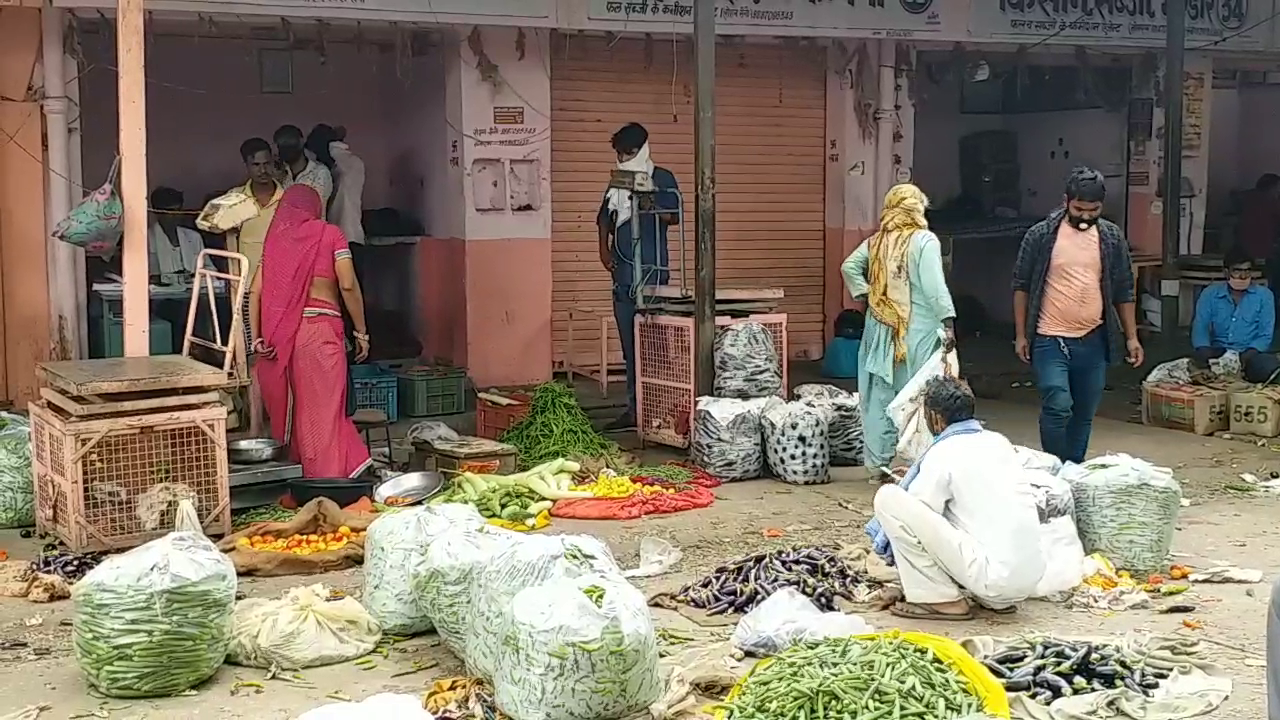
[613,297,638,416]
[1032,329,1107,464]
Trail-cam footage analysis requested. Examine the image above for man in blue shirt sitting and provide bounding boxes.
[1191,246,1279,383]
[596,123,680,430]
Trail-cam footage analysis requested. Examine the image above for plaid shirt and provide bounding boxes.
[1011,207,1135,362]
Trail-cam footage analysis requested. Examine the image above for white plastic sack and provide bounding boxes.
[1060,454,1182,574]
[761,400,831,485]
[416,524,518,656]
[227,584,381,669]
[297,693,435,720]
[72,503,236,697]
[730,587,874,657]
[467,533,620,679]
[493,573,662,720]
[362,503,485,635]
[795,385,864,465]
[690,397,767,481]
[714,322,782,398]
[1034,516,1087,599]
[886,343,959,464]
[1026,468,1075,523]
[1014,444,1063,475]
[0,413,33,528]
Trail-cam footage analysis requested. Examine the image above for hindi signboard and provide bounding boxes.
[968,0,1271,47]
[587,0,949,37]
[51,0,554,18]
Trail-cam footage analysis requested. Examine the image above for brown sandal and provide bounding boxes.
[889,601,974,621]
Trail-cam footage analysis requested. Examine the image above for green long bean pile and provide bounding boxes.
[73,573,235,697]
[500,383,620,469]
[720,635,984,720]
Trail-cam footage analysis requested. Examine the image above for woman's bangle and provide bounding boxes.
[353,331,369,342]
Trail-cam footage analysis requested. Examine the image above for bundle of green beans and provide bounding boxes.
[720,635,985,720]
[231,504,297,531]
[500,382,621,469]
[71,533,237,698]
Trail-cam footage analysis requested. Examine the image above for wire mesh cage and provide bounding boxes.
[30,402,231,552]
[635,313,788,448]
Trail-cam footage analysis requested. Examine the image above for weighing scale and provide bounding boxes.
[229,459,302,509]
[606,168,687,309]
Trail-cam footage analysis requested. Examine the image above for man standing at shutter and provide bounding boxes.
[597,123,680,431]
[1012,167,1142,464]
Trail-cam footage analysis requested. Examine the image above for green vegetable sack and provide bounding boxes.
[71,502,237,698]
[0,412,34,528]
[493,573,662,720]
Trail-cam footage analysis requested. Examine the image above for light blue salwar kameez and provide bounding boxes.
[842,230,956,470]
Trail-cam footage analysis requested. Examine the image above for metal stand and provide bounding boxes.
[604,169,687,310]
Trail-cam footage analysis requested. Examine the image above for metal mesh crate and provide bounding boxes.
[30,402,231,552]
[636,313,788,448]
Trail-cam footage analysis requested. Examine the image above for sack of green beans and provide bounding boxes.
[1061,453,1182,574]
[72,523,237,697]
[415,524,518,657]
[363,503,485,636]
[0,413,33,528]
[493,573,661,720]
[466,533,619,679]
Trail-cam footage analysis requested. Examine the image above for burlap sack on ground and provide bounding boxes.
[217,498,375,576]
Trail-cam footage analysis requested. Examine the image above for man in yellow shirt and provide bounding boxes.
[227,137,283,436]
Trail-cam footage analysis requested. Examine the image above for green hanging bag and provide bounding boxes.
[52,157,123,258]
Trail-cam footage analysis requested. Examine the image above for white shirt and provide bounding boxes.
[909,428,1046,595]
[288,157,334,217]
[329,141,366,245]
[148,223,210,276]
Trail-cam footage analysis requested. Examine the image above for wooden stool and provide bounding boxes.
[352,408,392,458]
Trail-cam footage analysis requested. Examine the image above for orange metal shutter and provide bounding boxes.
[550,34,826,369]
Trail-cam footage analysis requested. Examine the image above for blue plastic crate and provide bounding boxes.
[352,373,399,422]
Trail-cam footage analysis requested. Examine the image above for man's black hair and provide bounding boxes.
[610,123,649,155]
[921,375,976,427]
[1257,173,1280,191]
[239,137,271,161]
[305,124,339,169]
[273,124,304,145]
[1064,166,1107,203]
[149,186,184,210]
[1225,244,1254,269]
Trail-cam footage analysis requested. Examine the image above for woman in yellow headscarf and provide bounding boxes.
[842,183,956,483]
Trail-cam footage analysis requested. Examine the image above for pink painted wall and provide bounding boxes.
[78,29,415,207]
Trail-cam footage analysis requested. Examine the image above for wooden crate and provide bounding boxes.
[30,402,231,552]
[412,436,518,475]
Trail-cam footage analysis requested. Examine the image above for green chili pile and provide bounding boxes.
[720,635,985,720]
[500,383,620,469]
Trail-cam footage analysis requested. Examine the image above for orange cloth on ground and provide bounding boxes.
[1037,222,1103,338]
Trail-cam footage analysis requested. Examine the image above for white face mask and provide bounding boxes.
[1228,277,1251,291]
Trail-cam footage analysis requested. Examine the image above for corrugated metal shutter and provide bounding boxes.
[550,34,826,369]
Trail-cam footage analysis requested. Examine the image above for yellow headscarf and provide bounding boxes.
[867,183,930,363]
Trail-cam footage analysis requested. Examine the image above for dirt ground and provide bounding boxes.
[0,399,1275,719]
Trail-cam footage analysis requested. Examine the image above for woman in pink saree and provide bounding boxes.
[248,185,373,478]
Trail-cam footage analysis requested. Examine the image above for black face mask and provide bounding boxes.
[1066,213,1099,231]
[278,146,304,164]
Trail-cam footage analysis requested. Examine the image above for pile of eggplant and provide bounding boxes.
[673,546,871,615]
[30,542,104,583]
[983,639,1167,704]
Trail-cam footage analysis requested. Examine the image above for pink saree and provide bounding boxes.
[254,185,371,478]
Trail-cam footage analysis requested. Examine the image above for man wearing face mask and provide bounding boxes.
[1012,166,1141,464]
[1190,246,1277,383]
[870,375,1045,621]
[274,124,333,217]
[596,122,679,431]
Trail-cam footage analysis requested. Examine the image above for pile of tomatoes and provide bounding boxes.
[235,525,364,555]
